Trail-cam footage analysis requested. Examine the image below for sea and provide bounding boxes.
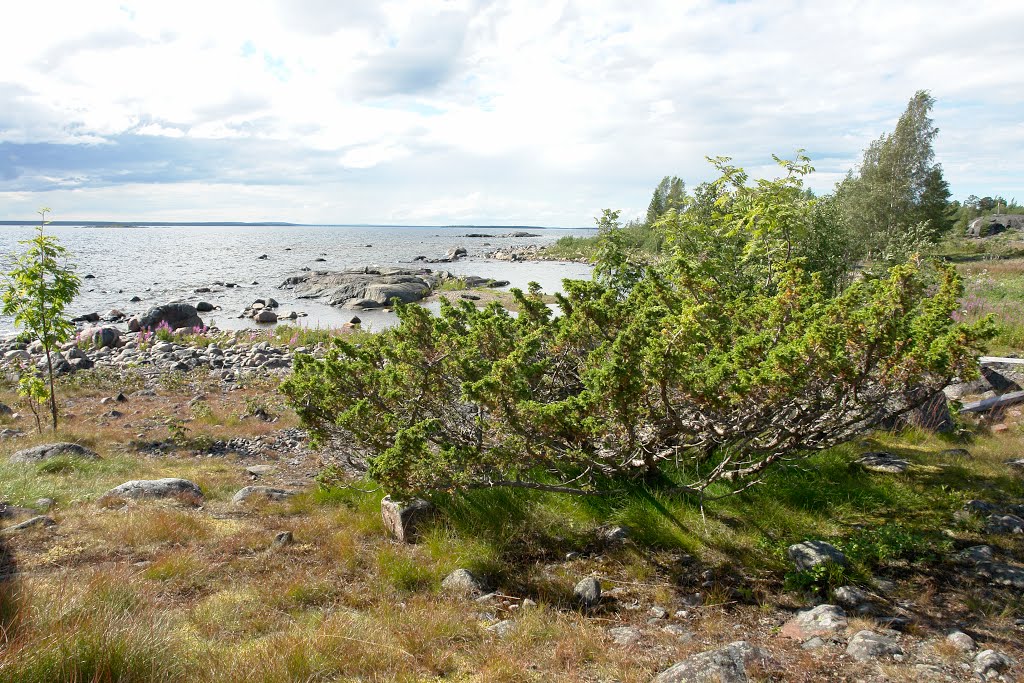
[0,224,595,335]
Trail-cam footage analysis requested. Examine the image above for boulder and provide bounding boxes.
[597,525,630,545]
[10,442,98,463]
[787,540,846,571]
[974,650,1013,677]
[846,630,902,661]
[254,309,278,323]
[946,630,976,652]
[856,451,909,474]
[79,325,121,349]
[781,604,847,640]
[196,301,214,312]
[441,568,486,597]
[103,478,203,502]
[573,577,602,608]
[363,281,431,306]
[653,641,771,683]
[136,303,203,331]
[380,495,434,542]
[986,514,1024,534]
[832,585,873,611]
[231,486,295,505]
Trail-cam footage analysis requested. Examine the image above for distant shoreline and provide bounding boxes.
[0,220,591,230]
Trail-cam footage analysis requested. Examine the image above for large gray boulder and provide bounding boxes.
[787,540,846,571]
[135,303,204,331]
[103,478,203,501]
[363,280,431,306]
[10,442,98,463]
[653,641,771,683]
[282,269,437,309]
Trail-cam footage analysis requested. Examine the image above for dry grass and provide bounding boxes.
[0,365,1023,682]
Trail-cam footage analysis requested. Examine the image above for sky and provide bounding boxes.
[0,0,1022,226]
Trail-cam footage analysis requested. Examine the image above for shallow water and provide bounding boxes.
[0,224,594,334]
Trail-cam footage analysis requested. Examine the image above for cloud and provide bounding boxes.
[349,10,471,97]
[0,0,1022,224]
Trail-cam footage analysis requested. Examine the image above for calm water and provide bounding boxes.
[0,225,595,334]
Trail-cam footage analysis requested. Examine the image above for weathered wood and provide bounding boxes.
[960,389,1024,413]
[980,356,1024,366]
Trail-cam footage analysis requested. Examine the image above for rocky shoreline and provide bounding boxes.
[0,265,527,380]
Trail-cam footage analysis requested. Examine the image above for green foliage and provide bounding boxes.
[783,560,851,593]
[1,210,81,431]
[282,155,991,499]
[837,90,951,263]
[15,365,48,434]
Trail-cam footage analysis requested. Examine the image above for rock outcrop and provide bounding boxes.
[132,303,204,331]
[282,268,442,309]
[9,442,98,463]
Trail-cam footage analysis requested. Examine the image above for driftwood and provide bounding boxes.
[980,356,1024,366]
[960,390,1024,414]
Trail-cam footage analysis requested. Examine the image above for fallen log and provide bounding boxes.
[980,356,1024,366]
[960,389,1024,413]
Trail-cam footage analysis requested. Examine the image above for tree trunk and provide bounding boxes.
[43,347,57,431]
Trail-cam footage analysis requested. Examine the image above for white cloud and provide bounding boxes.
[1,0,1023,224]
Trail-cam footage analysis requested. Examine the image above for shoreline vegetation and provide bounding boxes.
[2,94,1024,682]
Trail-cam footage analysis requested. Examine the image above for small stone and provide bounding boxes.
[946,630,976,652]
[271,531,293,548]
[846,629,902,661]
[521,598,537,609]
[487,619,514,637]
[649,606,668,619]
[781,604,848,640]
[680,593,704,607]
[833,585,872,610]
[574,577,601,608]
[441,568,486,597]
[787,540,846,571]
[231,486,295,505]
[802,636,826,650]
[597,525,630,545]
[661,624,693,639]
[35,498,55,511]
[608,625,642,646]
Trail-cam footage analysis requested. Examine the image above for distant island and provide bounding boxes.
[0,220,583,229]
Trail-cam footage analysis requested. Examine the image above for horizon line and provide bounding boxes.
[0,220,592,230]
